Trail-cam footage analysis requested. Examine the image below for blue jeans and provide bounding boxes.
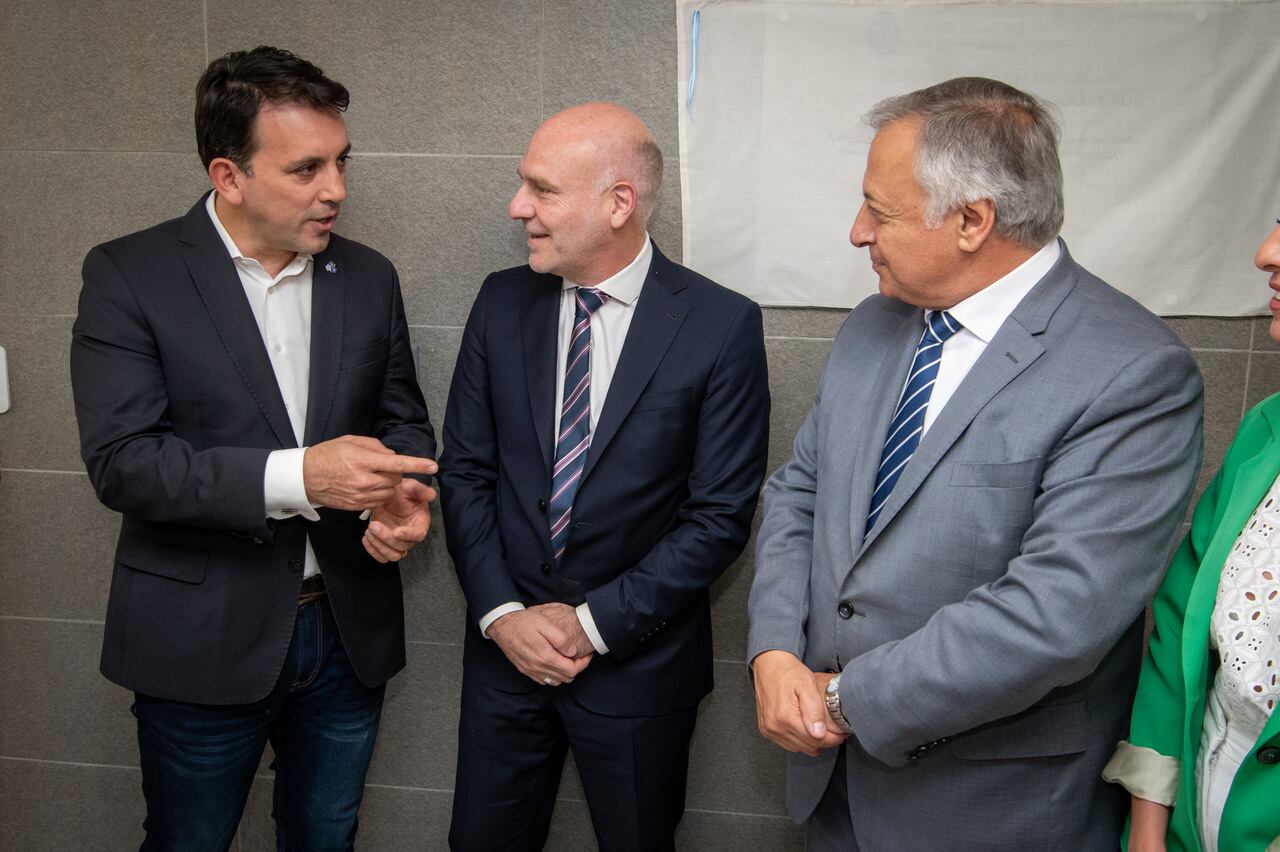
[133,595,385,852]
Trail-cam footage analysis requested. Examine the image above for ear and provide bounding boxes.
[956,198,997,254]
[606,180,639,230]
[208,157,247,205]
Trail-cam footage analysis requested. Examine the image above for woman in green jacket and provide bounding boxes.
[1103,220,1280,852]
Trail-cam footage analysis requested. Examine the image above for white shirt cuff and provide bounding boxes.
[1101,741,1180,806]
[576,603,610,655]
[478,602,526,638]
[264,448,320,521]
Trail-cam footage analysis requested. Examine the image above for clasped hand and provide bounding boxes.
[752,650,849,756]
[489,604,595,687]
[303,435,438,563]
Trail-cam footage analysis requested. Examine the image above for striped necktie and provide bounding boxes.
[866,309,962,533]
[549,287,609,562]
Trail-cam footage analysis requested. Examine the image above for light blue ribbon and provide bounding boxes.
[686,9,701,109]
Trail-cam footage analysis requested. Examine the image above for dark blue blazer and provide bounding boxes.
[71,195,434,705]
[439,246,769,716]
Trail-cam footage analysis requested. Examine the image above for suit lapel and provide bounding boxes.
[180,196,296,449]
[304,245,344,444]
[847,307,921,556]
[857,244,1077,556]
[522,276,562,476]
[580,252,687,484]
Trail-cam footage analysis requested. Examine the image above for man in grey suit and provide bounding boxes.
[748,77,1204,850]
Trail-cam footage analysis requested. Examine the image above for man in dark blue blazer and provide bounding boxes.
[70,47,435,850]
[439,103,770,851]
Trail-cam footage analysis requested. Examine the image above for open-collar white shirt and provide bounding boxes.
[206,192,321,579]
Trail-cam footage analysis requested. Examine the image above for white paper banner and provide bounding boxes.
[677,0,1280,314]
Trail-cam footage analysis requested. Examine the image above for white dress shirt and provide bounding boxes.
[920,240,1061,435]
[206,193,321,579]
[479,236,654,655]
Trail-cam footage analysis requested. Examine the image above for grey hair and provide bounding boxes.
[595,136,664,225]
[865,77,1064,248]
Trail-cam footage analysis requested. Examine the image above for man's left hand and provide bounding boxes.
[362,478,437,563]
[531,602,595,660]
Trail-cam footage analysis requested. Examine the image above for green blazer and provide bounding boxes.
[1124,392,1280,851]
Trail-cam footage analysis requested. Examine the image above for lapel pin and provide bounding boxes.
[324,261,338,274]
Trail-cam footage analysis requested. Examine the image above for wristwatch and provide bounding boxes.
[825,673,853,734]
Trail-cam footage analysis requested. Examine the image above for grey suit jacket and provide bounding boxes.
[747,244,1203,850]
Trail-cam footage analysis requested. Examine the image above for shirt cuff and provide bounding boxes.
[478,602,526,638]
[264,448,320,521]
[1101,741,1180,806]
[576,603,610,655]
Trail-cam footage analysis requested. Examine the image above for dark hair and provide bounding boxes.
[195,46,349,171]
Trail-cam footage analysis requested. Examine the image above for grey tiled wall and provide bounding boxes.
[0,2,1264,849]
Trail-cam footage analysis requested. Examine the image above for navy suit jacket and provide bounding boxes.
[439,246,769,716]
[71,194,434,705]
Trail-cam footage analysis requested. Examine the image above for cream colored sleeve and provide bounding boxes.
[1101,741,1180,806]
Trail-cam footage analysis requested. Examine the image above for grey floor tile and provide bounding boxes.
[764,337,832,476]
[1193,350,1249,498]
[1252,316,1278,351]
[0,619,136,766]
[0,314,81,472]
[0,0,201,152]
[678,808,803,851]
[0,471,117,620]
[238,776,455,851]
[685,661,789,816]
[337,155,529,329]
[763,307,849,340]
[1163,316,1253,351]
[364,642,462,790]
[401,509,468,646]
[710,507,761,663]
[0,152,207,316]
[0,758,144,851]
[1246,352,1280,411]
[206,0,541,155]
[411,325,464,446]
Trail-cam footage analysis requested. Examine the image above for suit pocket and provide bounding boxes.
[950,701,1090,760]
[339,338,388,371]
[949,457,1043,488]
[117,532,208,584]
[631,386,694,413]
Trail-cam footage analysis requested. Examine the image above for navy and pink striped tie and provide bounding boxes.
[866,309,961,533]
[549,287,609,562]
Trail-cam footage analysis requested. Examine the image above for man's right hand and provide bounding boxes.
[752,649,849,756]
[488,609,593,687]
[303,435,437,511]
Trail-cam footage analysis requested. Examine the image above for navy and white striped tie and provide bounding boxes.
[866,309,961,533]
[549,287,609,562]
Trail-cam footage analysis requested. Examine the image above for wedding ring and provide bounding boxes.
[543,676,554,686]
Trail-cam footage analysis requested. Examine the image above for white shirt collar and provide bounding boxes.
[946,239,1061,343]
[205,192,311,282]
[561,235,653,306]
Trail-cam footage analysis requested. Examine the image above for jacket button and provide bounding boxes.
[540,562,552,576]
[838,601,855,619]
[251,535,264,545]
[537,498,547,513]
[1258,746,1280,765]
[289,558,304,573]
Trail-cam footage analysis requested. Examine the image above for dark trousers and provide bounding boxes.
[450,673,699,852]
[133,595,385,852]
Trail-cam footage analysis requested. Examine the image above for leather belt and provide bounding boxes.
[298,574,326,607]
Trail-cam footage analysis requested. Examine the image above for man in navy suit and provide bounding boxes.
[70,47,435,850]
[439,102,770,851]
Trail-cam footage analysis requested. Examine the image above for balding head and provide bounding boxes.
[510,103,663,284]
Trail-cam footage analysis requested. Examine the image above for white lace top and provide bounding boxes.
[1210,473,1280,732]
